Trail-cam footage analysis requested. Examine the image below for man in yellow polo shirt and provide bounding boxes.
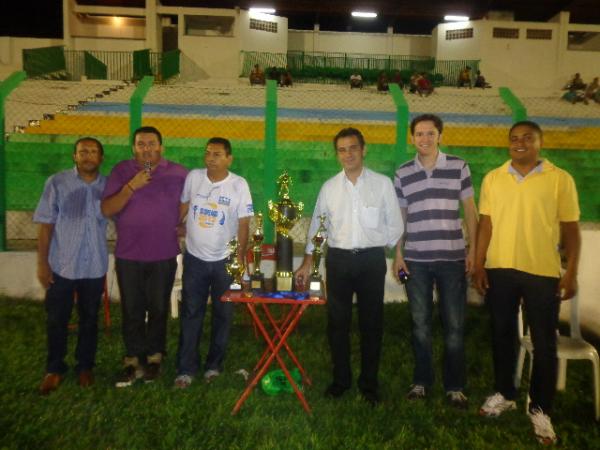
[472,121,580,445]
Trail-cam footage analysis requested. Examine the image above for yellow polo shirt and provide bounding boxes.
[479,159,580,278]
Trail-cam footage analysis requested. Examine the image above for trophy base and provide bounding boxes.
[275,271,293,292]
[250,273,265,291]
[229,282,242,291]
[308,276,323,299]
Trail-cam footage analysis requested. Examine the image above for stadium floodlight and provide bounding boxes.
[351,11,377,18]
[249,7,276,14]
[444,15,470,22]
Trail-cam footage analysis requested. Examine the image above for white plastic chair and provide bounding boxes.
[515,295,600,420]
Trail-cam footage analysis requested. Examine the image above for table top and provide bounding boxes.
[221,290,326,305]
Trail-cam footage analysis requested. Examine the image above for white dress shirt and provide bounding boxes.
[304,168,403,254]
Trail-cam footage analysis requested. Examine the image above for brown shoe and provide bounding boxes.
[78,370,95,387]
[39,373,63,395]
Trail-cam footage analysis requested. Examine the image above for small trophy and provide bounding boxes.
[268,171,304,292]
[225,238,245,291]
[250,212,265,291]
[309,215,327,298]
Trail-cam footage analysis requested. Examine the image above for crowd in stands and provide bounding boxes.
[249,65,293,87]
[562,73,600,105]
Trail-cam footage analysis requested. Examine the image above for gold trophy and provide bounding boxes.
[309,215,327,298]
[268,171,304,291]
[225,238,245,291]
[250,212,265,291]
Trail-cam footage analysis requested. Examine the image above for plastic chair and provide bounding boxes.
[515,295,600,420]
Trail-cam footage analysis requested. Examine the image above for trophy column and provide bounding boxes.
[250,212,265,291]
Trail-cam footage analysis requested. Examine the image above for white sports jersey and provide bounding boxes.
[181,169,253,261]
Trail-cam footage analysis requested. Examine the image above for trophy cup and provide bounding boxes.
[268,171,304,292]
[250,212,265,291]
[225,238,245,291]
[309,215,327,298]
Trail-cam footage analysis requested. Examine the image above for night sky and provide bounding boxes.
[2,0,63,38]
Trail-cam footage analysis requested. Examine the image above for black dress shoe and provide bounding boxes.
[324,384,348,398]
[360,390,381,406]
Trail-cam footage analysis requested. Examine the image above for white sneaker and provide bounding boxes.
[406,384,426,400]
[174,374,193,389]
[479,392,517,417]
[204,369,220,383]
[529,407,557,445]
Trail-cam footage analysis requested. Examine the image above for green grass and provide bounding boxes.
[1,297,598,449]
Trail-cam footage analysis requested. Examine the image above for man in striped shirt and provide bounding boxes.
[393,114,478,408]
[34,137,108,395]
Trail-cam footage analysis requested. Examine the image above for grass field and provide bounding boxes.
[1,297,598,449]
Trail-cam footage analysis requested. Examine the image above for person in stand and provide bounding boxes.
[350,71,363,89]
[101,126,188,387]
[474,70,491,88]
[393,114,478,409]
[174,137,253,388]
[249,64,265,86]
[473,121,581,445]
[458,66,472,88]
[295,127,403,406]
[377,72,389,92]
[34,137,108,395]
[416,73,434,97]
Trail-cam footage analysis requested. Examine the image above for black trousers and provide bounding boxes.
[325,247,387,394]
[486,268,560,413]
[115,257,177,362]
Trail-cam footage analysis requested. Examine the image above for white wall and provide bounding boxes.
[71,38,146,52]
[238,10,288,53]
[433,21,481,60]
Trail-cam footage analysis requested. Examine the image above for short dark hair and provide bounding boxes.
[333,127,365,150]
[410,114,444,135]
[509,120,543,138]
[206,137,232,155]
[74,137,104,155]
[133,126,162,144]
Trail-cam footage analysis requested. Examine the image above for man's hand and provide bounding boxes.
[471,266,489,296]
[128,169,152,192]
[465,247,476,275]
[294,260,312,291]
[558,272,577,300]
[392,255,409,283]
[37,262,54,290]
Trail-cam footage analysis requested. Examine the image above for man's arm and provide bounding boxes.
[101,169,150,217]
[37,223,55,289]
[558,221,581,300]
[392,207,408,281]
[472,214,492,295]
[461,196,479,274]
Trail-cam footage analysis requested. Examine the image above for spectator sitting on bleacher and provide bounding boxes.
[409,72,419,94]
[377,72,389,92]
[474,70,491,88]
[416,73,434,97]
[249,64,265,86]
[279,67,293,87]
[561,86,585,104]
[584,77,599,104]
[267,66,280,82]
[458,66,472,88]
[563,73,586,90]
[350,72,363,89]
[392,70,404,89]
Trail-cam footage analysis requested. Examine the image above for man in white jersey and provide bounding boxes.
[174,137,253,388]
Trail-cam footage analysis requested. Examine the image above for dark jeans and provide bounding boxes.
[405,260,467,391]
[176,252,233,376]
[325,247,386,394]
[45,273,105,374]
[115,257,177,362]
[486,268,560,413]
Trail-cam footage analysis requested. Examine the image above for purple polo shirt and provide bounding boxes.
[103,158,188,261]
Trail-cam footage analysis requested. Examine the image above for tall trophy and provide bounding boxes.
[250,212,265,291]
[309,215,327,298]
[225,238,245,291]
[268,171,304,292]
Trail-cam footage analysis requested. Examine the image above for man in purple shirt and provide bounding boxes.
[102,126,187,387]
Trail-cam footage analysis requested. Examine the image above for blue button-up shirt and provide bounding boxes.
[34,168,108,279]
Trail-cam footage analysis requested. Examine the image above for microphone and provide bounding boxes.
[143,161,152,174]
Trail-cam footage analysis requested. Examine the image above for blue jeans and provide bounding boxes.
[405,260,467,391]
[45,273,105,374]
[176,252,234,376]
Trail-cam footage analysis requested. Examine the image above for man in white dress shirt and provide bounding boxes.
[295,127,403,405]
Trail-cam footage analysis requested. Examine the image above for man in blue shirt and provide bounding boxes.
[34,137,108,395]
